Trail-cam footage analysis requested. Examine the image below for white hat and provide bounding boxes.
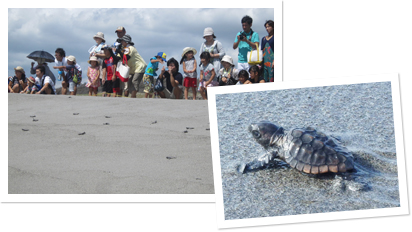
[66,55,76,63]
[88,56,98,64]
[181,47,197,57]
[221,55,234,66]
[203,27,216,38]
[93,32,105,42]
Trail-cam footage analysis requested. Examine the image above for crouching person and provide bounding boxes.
[36,65,56,95]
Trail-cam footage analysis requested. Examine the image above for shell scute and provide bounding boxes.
[301,133,314,143]
[291,129,304,138]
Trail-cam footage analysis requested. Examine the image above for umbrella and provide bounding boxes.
[27,50,55,64]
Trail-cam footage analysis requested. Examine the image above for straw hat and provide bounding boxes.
[93,32,106,42]
[181,47,197,57]
[66,55,76,63]
[88,56,98,64]
[203,27,216,38]
[221,55,234,66]
[14,66,25,74]
[27,76,36,84]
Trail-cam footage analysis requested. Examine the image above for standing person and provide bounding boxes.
[157,58,183,99]
[117,34,147,98]
[180,47,198,100]
[113,26,126,54]
[198,52,217,100]
[35,65,56,95]
[200,27,225,74]
[233,15,260,72]
[53,48,68,94]
[55,55,82,95]
[86,56,100,96]
[143,52,166,98]
[88,32,106,94]
[218,55,239,86]
[101,45,120,97]
[8,66,27,93]
[261,20,274,82]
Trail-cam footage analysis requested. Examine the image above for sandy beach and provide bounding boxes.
[8,94,214,194]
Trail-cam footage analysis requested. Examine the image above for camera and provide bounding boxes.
[239,32,247,40]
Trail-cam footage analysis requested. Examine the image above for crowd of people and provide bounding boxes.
[8,16,275,100]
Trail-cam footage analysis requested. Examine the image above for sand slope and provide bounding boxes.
[8,94,214,194]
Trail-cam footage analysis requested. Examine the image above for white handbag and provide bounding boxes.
[247,43,263,65]
[115,54,130,82]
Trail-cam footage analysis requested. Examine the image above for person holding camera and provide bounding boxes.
[233,15,260,72]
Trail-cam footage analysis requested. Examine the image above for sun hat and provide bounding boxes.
[117,34,134,46]
[88,56,98,64]
[221,55,234,67]
[115,26,126,33]
[66,55,76,63]
[203,27,216,38]
[157,52,167,62]
[93,32,105,42]
[181,47,197,57]
[14,66,25,74]
[27,76,36,84]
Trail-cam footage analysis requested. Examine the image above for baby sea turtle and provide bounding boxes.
[238,121,355,175]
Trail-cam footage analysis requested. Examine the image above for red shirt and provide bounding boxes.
[103,57,115,81]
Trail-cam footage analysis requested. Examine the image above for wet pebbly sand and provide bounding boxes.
[215,81,400,220]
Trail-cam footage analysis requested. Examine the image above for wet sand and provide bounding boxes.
[8,94,214,194]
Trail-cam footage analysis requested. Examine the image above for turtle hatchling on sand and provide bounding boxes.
[238,121,355,175]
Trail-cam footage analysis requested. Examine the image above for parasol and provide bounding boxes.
[27,50,55,64]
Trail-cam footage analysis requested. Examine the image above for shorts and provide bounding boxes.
[112,78,120,93]
[164,85,184,99]
[198,80,219,91]
[237,62,250,72]
[128,73,144,92]
[69,81,77,92]
[103,80,113,93]
[143,74,154,94]
[183,77,197,88]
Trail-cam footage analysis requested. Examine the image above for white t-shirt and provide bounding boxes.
[38,75,56,94]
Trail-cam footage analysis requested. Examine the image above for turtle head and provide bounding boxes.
[248,122,284,149]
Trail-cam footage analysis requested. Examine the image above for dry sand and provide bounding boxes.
[8,94,214,194]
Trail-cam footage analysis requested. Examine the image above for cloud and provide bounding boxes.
[8,8,274,87]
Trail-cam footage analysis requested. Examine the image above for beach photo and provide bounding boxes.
[207,73,408,228]
[6,7,281,201]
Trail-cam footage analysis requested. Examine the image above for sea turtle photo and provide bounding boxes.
[238,121,355,175]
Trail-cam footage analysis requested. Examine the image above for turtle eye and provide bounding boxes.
[252,130,261,138]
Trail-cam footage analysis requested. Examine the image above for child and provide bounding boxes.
[180,47,198,100]
[248,65,265,83]
[101,45,120,97]
[198,51,217,100]
[21,76,40,94]
[54,55,82,95]
[143,52,167,98]
[218,55,239,86]
[86,56,100,96]
[236,70,251,85]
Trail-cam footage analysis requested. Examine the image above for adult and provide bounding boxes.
[117,34,147,98]
[233,15,260,72]
[53,48,68,94]
[114,26,129,96]
[30,62,56,85]
[89,32,106,84]
[261,20,274,82]
[8,66,27,93]
[35,65,56,95]
[218,55,239,86]
[200,27,225,73]
[157,58,183,99]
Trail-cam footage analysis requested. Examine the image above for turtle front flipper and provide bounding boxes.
[238,151,278,173]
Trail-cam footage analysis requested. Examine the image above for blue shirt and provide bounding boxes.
[144,57,159,76]
[234,30,259,63]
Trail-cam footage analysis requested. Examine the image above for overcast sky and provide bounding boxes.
[8,8,275,87]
